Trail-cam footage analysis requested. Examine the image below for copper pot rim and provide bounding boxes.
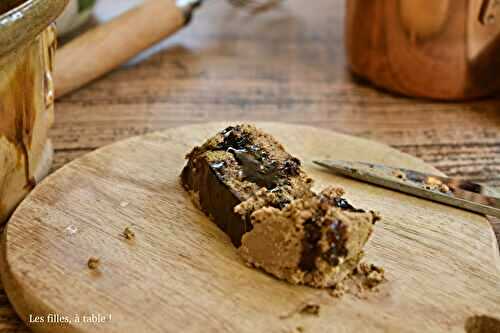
[0,0,67,57]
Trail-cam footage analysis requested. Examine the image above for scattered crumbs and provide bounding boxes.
[371,210,382,224]
[87,257,100,270]
[122,227,135,240]
[326,262,386,299]
[355,262,385,290]
[119,201,130,208]
[425,176,442,187]
[64,225,78,235]
[393,170,406,180]
[439,184,450,193]
[328,282,346,298]
[279,303,320,320]
[423,176,453,193]
[424,184,437,191]
[299,304,320,316]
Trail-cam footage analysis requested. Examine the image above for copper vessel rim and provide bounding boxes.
[0,0,67,57]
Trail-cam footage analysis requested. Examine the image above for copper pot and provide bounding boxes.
[346,0,500,100]
[0,0,67,223]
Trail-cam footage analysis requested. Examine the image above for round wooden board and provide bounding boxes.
[1,123,499,333]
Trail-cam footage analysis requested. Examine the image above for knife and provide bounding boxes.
[313,160,500,218]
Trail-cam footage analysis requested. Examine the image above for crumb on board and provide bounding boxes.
[355,262,385,289]
[371,210,382,223]
[424,176,453,194]
[392,170,406,180]
[123,227,135,240]
[87,257,100,270]
[296,326,305,333]
[439,184,450,193]
[328,282,346,298]
[425,177,442,187]
[119,201,130,208]
[424,184,437,191]
[326,262,386,299]
[279,303,320,319]
[299,304,320,316]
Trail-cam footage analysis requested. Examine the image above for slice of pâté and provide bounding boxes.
[181,125,379,288]
[181,124,313,247]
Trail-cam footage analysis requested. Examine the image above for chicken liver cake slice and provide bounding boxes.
[181,124,379,287]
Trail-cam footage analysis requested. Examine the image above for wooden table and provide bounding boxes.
[1,0,499,331]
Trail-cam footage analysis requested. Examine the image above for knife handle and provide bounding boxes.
[54,0,200,99]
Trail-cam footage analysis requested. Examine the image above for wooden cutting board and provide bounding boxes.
[1,123,499,333]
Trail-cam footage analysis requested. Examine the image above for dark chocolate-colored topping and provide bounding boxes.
[182,126,307,246]
[282,158,301,176]
[334,198,355,210]
[216,126,251,151]
[299,219,322,272]
[228,148,282,190]
[182,125,368,264]
[212,126,300,191]
[299,216,349,271]
[331,197,365,213]
[322,220,348,265]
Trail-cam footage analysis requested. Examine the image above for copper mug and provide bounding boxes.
[346,0,500,100]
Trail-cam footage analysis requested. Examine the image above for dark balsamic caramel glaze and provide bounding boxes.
[228,148,283,190]
[182,125,305,246]
[299,217,348,271]
[298,194,363,271]
[211,125,361,265]
[332,197,365,213]
[322,219,348,264]
[0,46,38,190]
[215,126,301,190]
[187,125,368,267]
[299,219,323,271]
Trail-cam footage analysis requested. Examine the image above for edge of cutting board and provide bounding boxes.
[1,122,500,333]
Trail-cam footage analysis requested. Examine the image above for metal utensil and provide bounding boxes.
[54,0,282,98]
[314,160,500,218]
[228,0,283,13]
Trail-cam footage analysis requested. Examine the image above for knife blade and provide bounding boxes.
[313,160,500,218]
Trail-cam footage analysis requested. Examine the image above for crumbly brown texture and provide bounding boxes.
[239,188,376,288]
[326,261,386,299]
[356,262,385,289]
[123,227,135,240]
[299,304,320,316]
[181,124,380,288]
[181,124,313,247]
[87,257,100,270]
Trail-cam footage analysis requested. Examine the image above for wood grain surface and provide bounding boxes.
[2,123,500,333]
[0,0,498,331]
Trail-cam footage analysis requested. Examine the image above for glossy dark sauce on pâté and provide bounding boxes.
[213,126,301,191]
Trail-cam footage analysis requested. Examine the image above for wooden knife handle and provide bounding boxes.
[54,0,191,99]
